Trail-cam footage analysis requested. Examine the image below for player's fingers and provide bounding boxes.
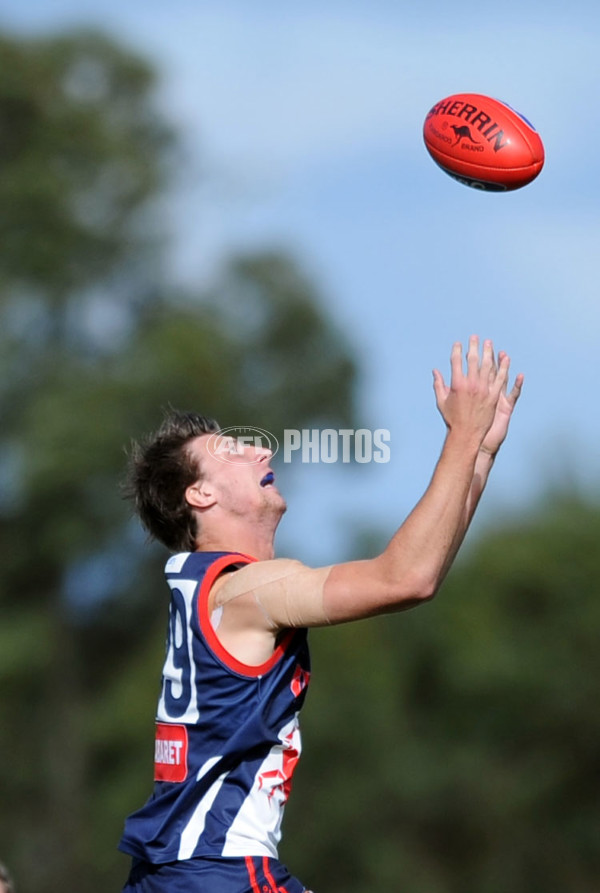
[495,349,506,377]
[480,338,494,380]
[489,345,499,380]
[466,334,480,380]
[432,369,448,404]
[494,349,508,391]
[450,342,463,384]
[491,352,510,397]
[507,372,524,406]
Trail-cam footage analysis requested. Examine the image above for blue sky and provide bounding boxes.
[2,0,599,563]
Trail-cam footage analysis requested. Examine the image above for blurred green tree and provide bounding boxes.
[0,29,356,893]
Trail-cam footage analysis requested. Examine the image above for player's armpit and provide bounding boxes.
[214,559,334,629]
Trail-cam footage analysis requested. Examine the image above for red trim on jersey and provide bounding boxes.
[198,553,294,678]
[263,856,286,892]
[245,856,262,893]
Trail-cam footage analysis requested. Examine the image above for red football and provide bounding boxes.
[423,93,544,191]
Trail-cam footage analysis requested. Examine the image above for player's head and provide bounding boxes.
[183,429,285,541]
[125,410,220,552]
[0,862,15,893]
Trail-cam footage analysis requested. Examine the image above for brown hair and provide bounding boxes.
[124,410,220,552]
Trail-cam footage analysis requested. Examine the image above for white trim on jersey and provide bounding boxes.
[178,756,227,860]
[165,553,191,573]
[222,715,301,858]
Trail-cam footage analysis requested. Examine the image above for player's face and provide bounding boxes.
[188,434,286,520]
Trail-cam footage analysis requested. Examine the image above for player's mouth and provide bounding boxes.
[260,471,275,488]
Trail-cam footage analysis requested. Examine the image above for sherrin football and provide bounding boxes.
[423,93,544,191]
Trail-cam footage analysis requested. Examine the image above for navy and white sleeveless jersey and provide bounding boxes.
[119,551,311,865]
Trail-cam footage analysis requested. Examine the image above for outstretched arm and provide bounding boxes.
[212,336,523,653]
[323,336,517,621]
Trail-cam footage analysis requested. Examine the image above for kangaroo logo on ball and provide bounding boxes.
[450,124,479,146]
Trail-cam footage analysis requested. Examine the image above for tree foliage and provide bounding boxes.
[0,28,356,893]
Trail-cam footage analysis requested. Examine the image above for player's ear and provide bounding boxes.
[186,480,216,510]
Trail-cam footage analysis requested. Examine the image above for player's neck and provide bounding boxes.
[195,517,277,560]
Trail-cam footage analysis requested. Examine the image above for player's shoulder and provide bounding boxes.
[211,557,311,612]
[232,557,309,587]
[214,556,334,627]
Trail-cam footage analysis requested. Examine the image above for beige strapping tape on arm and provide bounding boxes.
[215,559,334,628]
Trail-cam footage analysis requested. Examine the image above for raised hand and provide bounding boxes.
[432,336,512,448]
[480,349,524,456]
